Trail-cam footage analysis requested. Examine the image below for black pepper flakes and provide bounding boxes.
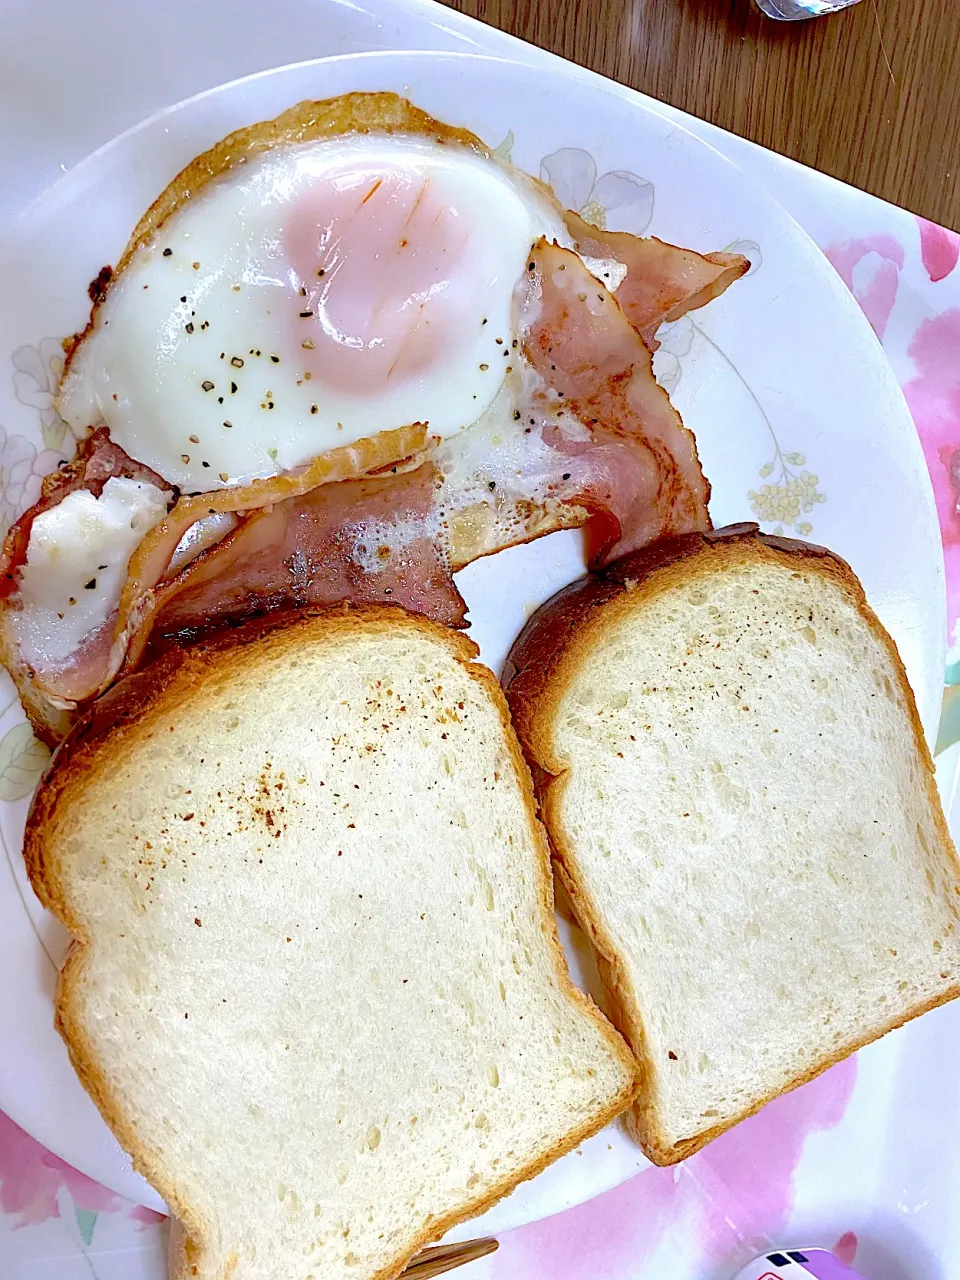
[189,434,200,444]
[202,380,214,392]
[184,322,194,334]
[230,356,244,369]
[230,382,238,394]
[299,310,313,319]
[270,354,280,363]
[84,578,97,590]
[310,405,319,415]
[479,363,489,371]
[162,247,172,257]
[201,460,210,468]
[223,420,233,428]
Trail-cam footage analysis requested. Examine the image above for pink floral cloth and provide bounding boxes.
[0,1069,860,1277]
[825,225,960,673]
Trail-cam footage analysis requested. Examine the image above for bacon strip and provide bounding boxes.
[0,424,430,737]
[126,464,464,669]
[564,210,749,347]
[115,422,428,673]
[523,240,711,563]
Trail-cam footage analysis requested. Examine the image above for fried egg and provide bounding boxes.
[60,133,575,493]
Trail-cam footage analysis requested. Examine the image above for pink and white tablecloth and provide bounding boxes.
[1,2,959,1277]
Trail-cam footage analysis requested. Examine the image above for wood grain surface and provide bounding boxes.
[441,0,960,230]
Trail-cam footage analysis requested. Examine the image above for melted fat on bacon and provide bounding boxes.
[0,428,170,598]
[126,464,465,669]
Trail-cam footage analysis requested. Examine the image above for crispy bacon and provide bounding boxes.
[564,210,749,347]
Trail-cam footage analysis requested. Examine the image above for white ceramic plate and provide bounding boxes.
[0,50,944,1240]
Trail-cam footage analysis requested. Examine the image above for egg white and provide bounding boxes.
[59,134,574,493]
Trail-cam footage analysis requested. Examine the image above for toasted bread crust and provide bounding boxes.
[503,523,960,1164]
[27,605,639,1277]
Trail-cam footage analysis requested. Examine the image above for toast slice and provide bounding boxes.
[26,607,637,1280]
[504,524,960,1165]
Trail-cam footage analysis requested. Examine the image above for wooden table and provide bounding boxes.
[441,0,960,231]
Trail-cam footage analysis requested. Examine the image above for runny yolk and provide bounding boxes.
[285,164,471,395]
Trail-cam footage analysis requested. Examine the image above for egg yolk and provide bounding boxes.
[285,164,473,395]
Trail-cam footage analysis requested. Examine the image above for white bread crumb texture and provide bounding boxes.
[549,559,960,1149]
[56,624,629,1279]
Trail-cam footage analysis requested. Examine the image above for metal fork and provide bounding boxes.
[402,1237,499,1278]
